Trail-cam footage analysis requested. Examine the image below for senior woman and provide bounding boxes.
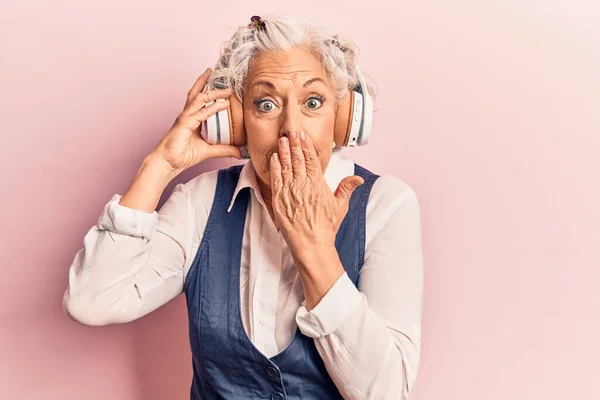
[63,15,424,400]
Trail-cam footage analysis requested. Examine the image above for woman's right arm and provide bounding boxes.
[62,155,191,326]
[63,68,241,326]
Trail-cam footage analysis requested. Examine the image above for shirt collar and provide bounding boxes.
[227,152,354,213]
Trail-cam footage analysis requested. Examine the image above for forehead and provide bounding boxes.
[245,48,328,87]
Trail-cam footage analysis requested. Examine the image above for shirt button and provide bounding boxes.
[271,393,283,400]
[259,316,267,325]
[266,366,278,378]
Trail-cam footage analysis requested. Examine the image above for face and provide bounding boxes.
[242,47,337,187]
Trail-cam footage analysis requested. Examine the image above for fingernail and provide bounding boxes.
[280,137,288,145]
[299,131,306,141]
[288,131,297,139]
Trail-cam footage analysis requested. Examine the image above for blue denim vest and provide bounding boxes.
[184,163,379,399]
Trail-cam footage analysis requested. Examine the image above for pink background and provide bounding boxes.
[1,1,598,399]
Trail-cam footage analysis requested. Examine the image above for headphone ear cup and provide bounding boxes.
[353,66,373,146]
[334,67,374,148]
[203,112,219,145]
[228,94,246,146]
[333,89,355,147]
[215,107,230,145]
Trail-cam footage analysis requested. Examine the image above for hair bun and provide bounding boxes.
[328,33,345,51]
[248,16,266,30]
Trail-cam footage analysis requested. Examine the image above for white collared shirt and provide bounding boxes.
[63,152,424,399]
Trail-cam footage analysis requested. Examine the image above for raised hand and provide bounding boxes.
[269,130,364,254]
[153,68,241,173]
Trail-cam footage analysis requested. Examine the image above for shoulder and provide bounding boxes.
[181,163,244,214]
[340,156,420,222]
[352,159,418,210]
[364,170,421,243]
[370,174,418,208]
[183,168,219,204]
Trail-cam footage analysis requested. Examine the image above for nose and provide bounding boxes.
[279,102,303,138]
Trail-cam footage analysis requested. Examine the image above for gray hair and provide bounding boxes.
[207,15,368,104]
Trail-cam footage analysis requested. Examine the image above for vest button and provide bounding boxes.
[271,393,283,400]
[266,366,278,378]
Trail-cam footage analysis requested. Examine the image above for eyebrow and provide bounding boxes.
[251,77,326,91]
[302,77,326,87]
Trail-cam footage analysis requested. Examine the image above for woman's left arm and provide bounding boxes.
[270,132,424,399]
[294,183,424,400]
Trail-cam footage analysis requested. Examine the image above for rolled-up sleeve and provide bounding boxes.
[295,180,424,399]
[63,182,192,326]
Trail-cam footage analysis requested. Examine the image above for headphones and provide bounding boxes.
[200,66,373,155]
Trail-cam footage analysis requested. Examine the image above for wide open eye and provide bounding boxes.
[305,96,324,110]
[256,99,277,113]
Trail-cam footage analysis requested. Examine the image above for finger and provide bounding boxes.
[206,143,243,160]
[300,131,322,177]
[186,68,212,104]
[200,88,232,102]
[269,153,283,231]
[185,88,233,115]
[186,99,230,126]
[287,131,306,179]
[334,175,365,203]
[206,90,217,102]
[278,136,293,185]
[270,152,284,195]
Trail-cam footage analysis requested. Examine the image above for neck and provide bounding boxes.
[257,174,276,225]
